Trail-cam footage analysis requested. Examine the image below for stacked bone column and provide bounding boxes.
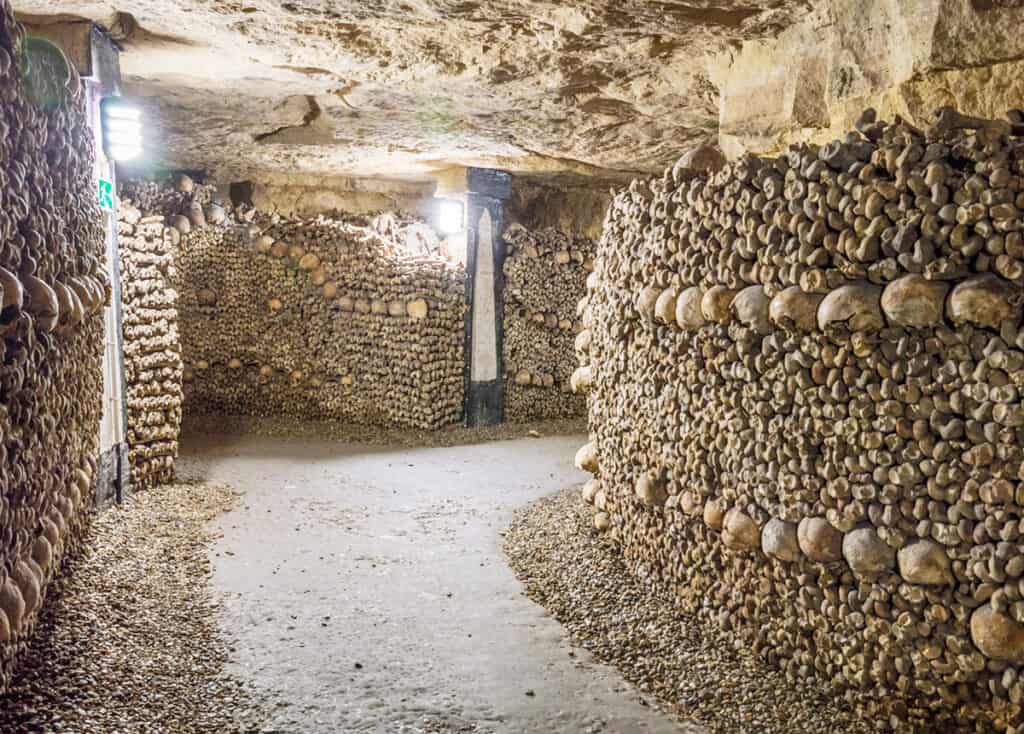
[152,190,466,429]
[575,112,1024,731]
[0,4,108,691]
[118,202,183,489]
[502,224,593,421]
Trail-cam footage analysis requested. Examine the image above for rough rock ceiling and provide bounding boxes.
[13,1,808,182]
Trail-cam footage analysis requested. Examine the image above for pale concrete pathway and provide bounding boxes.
[180,432,694,734]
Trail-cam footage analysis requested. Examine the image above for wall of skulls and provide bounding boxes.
[158,194,467,429]
[502,224,593,421]
[0,6,108,691]
[117,202,183,489]
[574,109,1024,730]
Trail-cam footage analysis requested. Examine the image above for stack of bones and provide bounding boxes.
[0,6,108,691]
[574,108,1024,730]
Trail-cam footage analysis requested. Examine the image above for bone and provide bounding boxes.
[575,107,1024,730]
[0,7,107,691]
[502,224,593,420]
[122,178,467,430]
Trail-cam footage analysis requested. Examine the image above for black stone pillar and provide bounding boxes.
[462,168,511,427]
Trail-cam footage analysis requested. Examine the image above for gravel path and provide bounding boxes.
[0,481,262,733]
[504,487,876,734]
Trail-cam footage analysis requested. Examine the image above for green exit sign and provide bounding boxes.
[98,178,115,212]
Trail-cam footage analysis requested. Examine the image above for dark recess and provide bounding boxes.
[230,180,255,208]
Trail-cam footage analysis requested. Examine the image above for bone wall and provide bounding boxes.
[503,225,593,421]
[129,184,469,429]
[117,203,183,489]
[0,6,108,691]
[576,110,1024,730]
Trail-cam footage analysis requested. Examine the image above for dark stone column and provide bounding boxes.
[462,168,511,427]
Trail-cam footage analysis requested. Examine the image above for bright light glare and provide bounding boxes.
[103,98,144,162]
[438,199,464,235]
[110,146,142,161]
[105,104,141,121]
[446,231,468,265]
[105,118,141,134]
[108,130,142,146]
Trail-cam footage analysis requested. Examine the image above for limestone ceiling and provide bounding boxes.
[12,1,809,182]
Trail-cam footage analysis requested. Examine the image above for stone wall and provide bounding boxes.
[129,182,468,430]
[576,110,1024,729]
[503,225,593,421]
[711,0,1024,160]
[246,172,435,221]
[117,203,183,489]
[0,6,108,690]
[506,180,613,243]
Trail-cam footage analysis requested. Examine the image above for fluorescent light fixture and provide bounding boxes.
[438,199,464,235]
[108,130,142,147]
[102,98,144,162]
[104,103,141,121]
[105,118,141,134]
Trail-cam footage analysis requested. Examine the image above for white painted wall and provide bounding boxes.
[470,208,497,382]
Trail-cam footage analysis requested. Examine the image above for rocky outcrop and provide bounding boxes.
[12,0,805,181]
[712,0,1024,158]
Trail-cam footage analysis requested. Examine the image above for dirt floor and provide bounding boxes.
[505,489,875,734]
[0,482,257,733]
[178,424,692,733]
[0,419,884,733]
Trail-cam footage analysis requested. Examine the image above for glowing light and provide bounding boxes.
[110,146,142,161]
[438,199,464,235]
[104,103,141,121]
[446,231,468,264]
[102,98,144,162]
[104,118,142,135]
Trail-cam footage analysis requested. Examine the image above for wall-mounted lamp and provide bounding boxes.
[437,198,465,235]
[101,99,143,162]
